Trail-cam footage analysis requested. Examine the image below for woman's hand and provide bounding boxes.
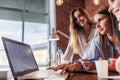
[72,54,80,63]
[47,64,70,74]
[47,63,83,74]
[82,60,96,71]
[47,66,59,71]
[67,63,83,72]
[47,64,69,71]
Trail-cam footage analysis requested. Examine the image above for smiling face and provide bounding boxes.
[74,10,87,27]
[94,14,112,35]
[108,0,120,22]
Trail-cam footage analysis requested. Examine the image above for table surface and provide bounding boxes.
[67,71,120,80]
[7,71,120,80]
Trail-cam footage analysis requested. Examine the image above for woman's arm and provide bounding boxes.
[47,63,83,74]
[63,39,73,62]
[82,61,96,71]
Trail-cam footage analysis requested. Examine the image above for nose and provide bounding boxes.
[108,6,113,12]
[77,17,82,22]
[95,22,100,28]
[108,4,115,13]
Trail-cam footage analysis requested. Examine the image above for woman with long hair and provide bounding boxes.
[80,6,120,71]
[48,6,120,73]
[108,0,120,73]
[64,7,98,63]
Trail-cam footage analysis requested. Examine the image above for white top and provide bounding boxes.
[63,26,98,62]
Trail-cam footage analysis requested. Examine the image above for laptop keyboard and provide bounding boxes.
[18,69,68,80]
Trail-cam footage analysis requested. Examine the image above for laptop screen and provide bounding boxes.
[2,37,39,79]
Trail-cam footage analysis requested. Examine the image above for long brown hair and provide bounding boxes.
[69,7,95,53]
[96,6,118,59]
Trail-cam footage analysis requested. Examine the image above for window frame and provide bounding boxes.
[0,0,56,68]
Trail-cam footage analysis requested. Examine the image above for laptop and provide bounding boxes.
[2,37,68,80]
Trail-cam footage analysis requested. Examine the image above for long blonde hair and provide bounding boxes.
[69,7,95,53]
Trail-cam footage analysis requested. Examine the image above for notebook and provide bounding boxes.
[2,37,68,80]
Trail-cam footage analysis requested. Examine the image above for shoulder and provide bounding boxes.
[91,26,99,37]
[94,36,99,42]
[85,36,100,51]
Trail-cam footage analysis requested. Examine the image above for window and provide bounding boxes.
[0,0,55,68]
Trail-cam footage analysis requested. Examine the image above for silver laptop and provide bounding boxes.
[2,37,68,80]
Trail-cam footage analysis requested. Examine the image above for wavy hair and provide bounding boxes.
[69,7,95,53]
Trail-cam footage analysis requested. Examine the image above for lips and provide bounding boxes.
[78,20,84,24]
[98,28,103,32]
[78,21,84,26]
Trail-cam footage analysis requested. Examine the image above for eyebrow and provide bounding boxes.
[75,14,83,18]
[109,0,114,2]
[95,16,107,22]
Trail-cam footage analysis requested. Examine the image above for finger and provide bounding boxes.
[81,61,88,65]
[83,61,91,67]
[47,66,54,69]
[57,64,65,69]
[61,67,67,74]
[85,67,90,71]
[82,62,87,69]
[61,66,68,74]
[87,64,91,67]
[47,66,58,71]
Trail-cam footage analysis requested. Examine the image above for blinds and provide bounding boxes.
[0,0,49,23]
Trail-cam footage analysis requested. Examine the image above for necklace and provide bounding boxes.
[86,39,89,43]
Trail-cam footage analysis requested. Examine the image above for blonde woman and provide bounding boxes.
[64,7,98,63]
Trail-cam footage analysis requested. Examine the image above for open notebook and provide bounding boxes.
[2,37,68,80]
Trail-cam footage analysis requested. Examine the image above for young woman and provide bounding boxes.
[108,0,120,23]
[81,6,120,71]
[64,7,98,63]
[48,6,120,73]
[108,0,120,73]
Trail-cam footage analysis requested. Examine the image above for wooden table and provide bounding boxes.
[7,71,120,80]
[67,71,120,80]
